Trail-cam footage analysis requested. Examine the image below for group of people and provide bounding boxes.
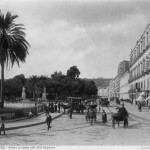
[47,102,61,113]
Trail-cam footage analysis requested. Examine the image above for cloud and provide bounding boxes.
[2,0,150,79]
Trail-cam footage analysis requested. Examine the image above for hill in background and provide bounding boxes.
[84,77,113,88]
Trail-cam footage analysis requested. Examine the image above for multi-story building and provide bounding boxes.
[129,23,150,105]
[114,60,129,99]
[120,70,130,100]
[98,87,108,97]
[118,60,129,76]
[108,79,115,101]
[114,75,120,98]
[108,60,129,101]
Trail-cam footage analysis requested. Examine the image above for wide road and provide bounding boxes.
[0,110,150,146]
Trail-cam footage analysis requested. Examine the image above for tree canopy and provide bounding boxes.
[4,66,97,101]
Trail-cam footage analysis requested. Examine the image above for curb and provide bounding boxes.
[5,113,64,131]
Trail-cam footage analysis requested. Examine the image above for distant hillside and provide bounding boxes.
[84,78,113,88]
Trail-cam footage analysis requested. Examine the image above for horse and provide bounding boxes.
[79,104,86,114]
[86,109,96,125]
[60,103,70,113]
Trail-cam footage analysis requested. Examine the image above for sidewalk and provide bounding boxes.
[111,101,150,122]
[5,112,64,130]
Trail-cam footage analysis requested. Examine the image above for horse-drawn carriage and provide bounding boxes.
[100,97,110,106]
[67,97,85,113]
[63,97,85,113]
[85,99,97,125]
[111,107,129,128]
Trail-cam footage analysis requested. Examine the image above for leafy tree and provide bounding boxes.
[51,71,65,81]
[51,71,66,99]
[67,66,80,80]
[0,11,30,107]
[26,75,38,99]
[13,74,26,85]
[84,80,97,98]
[5,75,28,101]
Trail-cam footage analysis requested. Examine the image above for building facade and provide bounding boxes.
[98,87,108,97]
[120,71,130,100]
[107,60,129,101]
[108,79,115,101]
[114,60,129,99]
[129,23,150,105]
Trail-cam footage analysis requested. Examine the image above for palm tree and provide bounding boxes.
[0,11,30,108]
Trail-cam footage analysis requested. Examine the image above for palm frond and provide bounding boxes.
[0,11,30,68]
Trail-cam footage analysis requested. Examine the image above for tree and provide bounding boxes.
[26,75,38,99]
[84,80,97,98]
[5,78,23,101]
[67,66,80,80]
[51,71,65,81]
[0,11,30,107]
[13,74,26,85]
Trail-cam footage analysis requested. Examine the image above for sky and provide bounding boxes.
[1,0,150,79]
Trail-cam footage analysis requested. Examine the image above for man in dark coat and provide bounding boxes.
[46,113,52,130]
[58,102,61,113]
[118,103,128,118]
[69,107,73,119]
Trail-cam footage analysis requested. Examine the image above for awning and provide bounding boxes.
[136,96,145,101]
[145,95,150,101]
[136,92,145,101]
[141,92,145,96]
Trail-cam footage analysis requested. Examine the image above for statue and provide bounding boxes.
[42,87,47,101]
[22,87,26,100]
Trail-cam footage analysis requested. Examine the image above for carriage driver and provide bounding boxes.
[118,103,128,118]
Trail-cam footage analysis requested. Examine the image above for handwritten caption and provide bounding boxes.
[0,146,56,150]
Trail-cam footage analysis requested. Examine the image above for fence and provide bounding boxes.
[4,102,35,108]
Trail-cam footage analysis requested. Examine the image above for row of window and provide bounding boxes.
[130,78,150,91]
[130,25,150,65]
[120,75,129,86]
[130,55,150,81]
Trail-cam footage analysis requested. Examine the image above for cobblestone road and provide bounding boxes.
[0,111,150,146]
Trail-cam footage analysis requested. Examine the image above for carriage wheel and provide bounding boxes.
[112,118,115,128]
[124,118,128,128]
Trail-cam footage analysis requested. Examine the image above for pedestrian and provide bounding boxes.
[69,107,73,119]
[138,102,142,112]
[0,117,6,135]
[54,102,57,113]
[51,102,54,113]
[28,111,33,118]
[102,110,107,123]
[48,102,51,112]
[46,113,52,130]
[131,98,133,104]
[58,102,61,113]
[99,105,101,112]
[148,103,150,109]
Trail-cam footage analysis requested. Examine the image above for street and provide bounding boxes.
[0,105,150,146]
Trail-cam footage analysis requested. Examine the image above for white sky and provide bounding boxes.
[1,0,150,79]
